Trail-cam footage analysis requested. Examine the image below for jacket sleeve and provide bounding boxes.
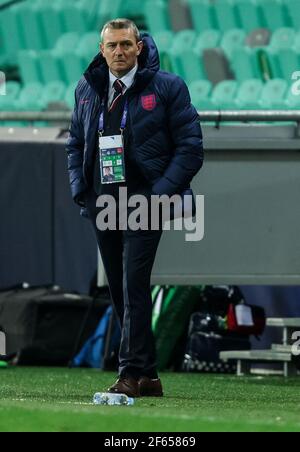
[152,77,204,197]
[66,81,88,204]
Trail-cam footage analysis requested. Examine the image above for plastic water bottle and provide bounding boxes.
[93,393,134,406]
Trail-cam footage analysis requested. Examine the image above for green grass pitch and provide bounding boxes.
[0,367,300,432]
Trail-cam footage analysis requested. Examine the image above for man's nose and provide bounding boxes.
[114,44,123,55]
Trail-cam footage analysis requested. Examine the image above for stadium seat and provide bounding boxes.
[64,82,78,109]
[256,0,288,31]
[38,5,66,50]
[169,30,205,83]
[211,80,239,109]
[18,50,42,84]
[120,0,146,17]
[203,48,234,86]
[40,81,66,108]
[189,80,214,110]
[231,47,261,82]
[15,82,45,110]
[195,29,221,52]
[169,0,193,32]
[273,49,300,82]
[258,79,288,109]
[97,0,123,21]
[0,81,21,111]
[235,78,264,109]
[77,33,100,62]
[285,84,300,109]
[282,0,300,29]
[38,51,63,84]
[59,54,86,84]
[16,4,46,50]
[0,7,24,64]
[234,0,262,33]
[187,0,217,33]
[214,0,240,33]
[59,5,90,34]
[53,33,81,56]
[153,31,174,72]
[246,28,271,48]
[144,0,171,34]
[269,28,296,50]
[221,28,247,59]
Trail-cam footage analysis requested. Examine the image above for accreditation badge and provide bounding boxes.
[98,135,126,184]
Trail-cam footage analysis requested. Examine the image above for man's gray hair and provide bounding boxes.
[100,18,141,43]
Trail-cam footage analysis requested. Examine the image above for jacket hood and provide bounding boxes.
[84,33,160,97]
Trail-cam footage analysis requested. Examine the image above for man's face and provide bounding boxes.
[100,28,143,76]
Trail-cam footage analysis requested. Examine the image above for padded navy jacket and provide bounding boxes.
[66,33,204,217]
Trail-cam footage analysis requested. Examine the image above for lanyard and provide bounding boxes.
[98,98,129,137]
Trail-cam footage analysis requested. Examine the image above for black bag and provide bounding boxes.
[182,310,251,374]
[200,285,245,317]
[183,331,251,374]
[0,284,110,365]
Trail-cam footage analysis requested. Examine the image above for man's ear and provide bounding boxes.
[137,40,143,56]
[100,43,105,56]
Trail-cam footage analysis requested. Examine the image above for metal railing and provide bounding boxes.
[0,110,300,124]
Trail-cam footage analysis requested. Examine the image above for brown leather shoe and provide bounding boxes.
[108,377,140,398]
[138,377,164,397]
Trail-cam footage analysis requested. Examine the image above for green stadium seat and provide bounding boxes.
[234,0,262,33]
[15,82,44,110]
[0,7,24,64]
[96,0,123,21]
[231,48,261,82]
[259,79,288,109]
[211,80,238,109]
[170,30,205,83]
[221,28,247,59]
[195,29,221,52]
[189,80,213,110]
[187,0,217,33]
[213,0,240,33]
[282,0,300,29]
[16,4,46,50]
[285,84,300,109]
[0,81,21,111]
[153,31,175,72]
[18,50,42,84]
[38,5,66,50]
[144,0,171,34]
[77,33,100,62]
[64,82,78,109]
[60,54,86,84]
[256,0,288,31]
[120,0,146,18]
[273,49,300,82]
[41,81,66,108]
[235,78,264,109]
[53,33,81,56]
[269,27,296,50]
[38,51,64,84]
[58,5,89,34]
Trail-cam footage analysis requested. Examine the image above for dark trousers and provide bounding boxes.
[85,187,163,380]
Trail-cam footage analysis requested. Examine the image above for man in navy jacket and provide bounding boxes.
[66,19,203,398]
